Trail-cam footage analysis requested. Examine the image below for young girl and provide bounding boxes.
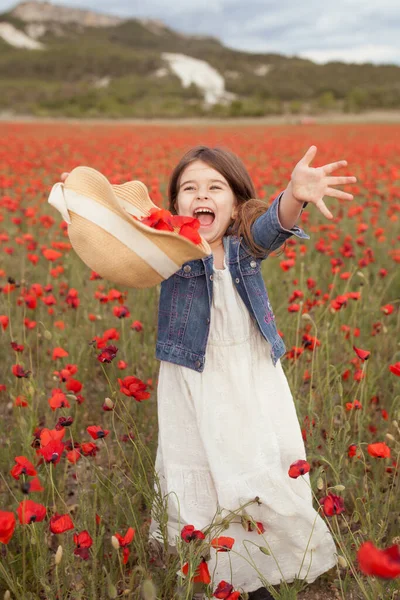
[146,144,356,599]
[61,146,356,599]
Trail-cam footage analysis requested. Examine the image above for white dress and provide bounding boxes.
[148,256,338,593]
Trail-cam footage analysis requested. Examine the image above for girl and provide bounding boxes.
[147,144,356,600]
[61,145,356,599]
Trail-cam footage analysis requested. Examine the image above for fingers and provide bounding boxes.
[316,198,333,220]
[323,160,348,174]
[300,145,317,166]
[326,176,357,186]
[60,172,70,182]
[325,187,354,201]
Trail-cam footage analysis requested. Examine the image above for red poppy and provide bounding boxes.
[73,530,93,560]
[55,416,73,430]
[182,557,211,584]
[389,362,400,376]
[211,536,235,552]
[97,345,118,363]
[319,493,345,517]
[67,449,81,463]
[181,524,206,542]
[118,376,150,400]
[353,345,370,361]
[87,425,109,440]
[140,208,174,231]
[52,347,69,360]
[367,442,391,458]
[10,456,37,479]
[10,341,24,352]
[288,459,310,478]
[80,442,99,457]
[12,364,30,378]
[17,499,46,524]
[50,513,74,534]
[48,391,70,411]
[65,378,83,393]
[213,581,241,599]
[357,541,400,579]
[22,476,44,493]
[39,439,65,464]
[113,305,130,318]
[0,511,16,544]
[131,321,143,332]
[114,527,135,564]
[0,315,9,330]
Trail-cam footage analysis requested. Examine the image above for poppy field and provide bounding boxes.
[0,121,399,600]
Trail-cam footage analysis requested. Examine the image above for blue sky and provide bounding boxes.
[1,0,399,65]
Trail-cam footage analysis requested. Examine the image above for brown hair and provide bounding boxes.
[167,145,285,258]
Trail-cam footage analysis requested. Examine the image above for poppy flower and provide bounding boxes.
[114,527,135,564]
[73,530,93,560]
[0,511,16,544]
[10,456,37,479]
[113,305,130,318]
[211,536,235,552]
[48,391,70,411]
[65,378,82,393]
[131,321,143,332]
[0,315,9,330]
[80,442,99,457]
[181,557,211,584]
[12,364,30,378]
[39,439,64,464]
[288,459,310,478]
[22,476,44,494]
[181,525,205,542]
[357,541,400,579]
[66,449,81,463]
[143,208,175,229]
[52,347,69,360]
[118,376,150,401]
[319,493,345,517]
[213,581,241,599]
[353,345,370,361]
[97,345,118,363]
[55,416,73,430]
[17,499,46,524]
[50,513,74,534]
[10,341,24,352]
[367,442,391,458]
[389,362,400,376]
[87,426,109,440]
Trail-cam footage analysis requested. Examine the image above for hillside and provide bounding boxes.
[1,1,400,118]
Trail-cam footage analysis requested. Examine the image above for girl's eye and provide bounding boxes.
[183,185,221,191]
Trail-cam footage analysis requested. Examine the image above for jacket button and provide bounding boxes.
[210,274,213,280]
[183,265,191,273]
[250,260,257,268]
[235,278,240,283]
[195,360,201,368]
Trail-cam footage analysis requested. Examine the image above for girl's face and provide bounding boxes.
[175,160,237,247]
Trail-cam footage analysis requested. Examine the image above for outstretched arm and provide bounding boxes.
[251,146,357,255]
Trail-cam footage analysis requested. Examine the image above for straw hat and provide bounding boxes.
[47,166,211,288]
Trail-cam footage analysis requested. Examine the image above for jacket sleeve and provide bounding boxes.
[251,191,310,255]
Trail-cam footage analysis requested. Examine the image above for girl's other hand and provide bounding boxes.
[290,146,357,219]
[60,172,70,182]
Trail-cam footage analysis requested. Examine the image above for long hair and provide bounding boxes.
[167,145,285,258]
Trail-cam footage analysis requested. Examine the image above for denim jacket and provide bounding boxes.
[155,192,310,372]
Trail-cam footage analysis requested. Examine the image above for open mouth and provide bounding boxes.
[193,207,215,227]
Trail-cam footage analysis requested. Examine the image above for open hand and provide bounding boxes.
[291,146,357,219]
